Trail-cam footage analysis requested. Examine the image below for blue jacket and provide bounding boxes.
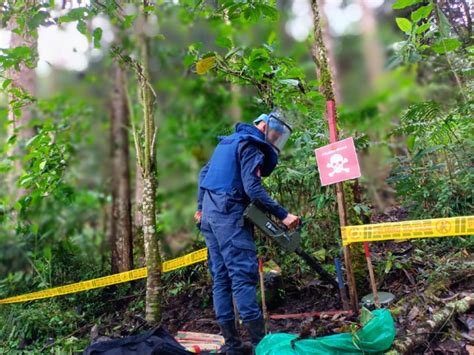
[198,123,288,220]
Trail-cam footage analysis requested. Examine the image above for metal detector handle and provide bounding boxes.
[279,217,303,233]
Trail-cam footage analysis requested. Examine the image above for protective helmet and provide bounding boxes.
[253,108,292,152]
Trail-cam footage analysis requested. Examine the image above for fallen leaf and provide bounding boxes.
[408,305,420,321]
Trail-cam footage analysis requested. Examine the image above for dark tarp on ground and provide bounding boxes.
[83,327,195,355]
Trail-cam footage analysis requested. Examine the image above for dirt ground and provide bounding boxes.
[92,208,473,354]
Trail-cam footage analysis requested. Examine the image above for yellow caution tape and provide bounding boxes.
[2,216,473,304]
[342,216,474,246]
[0,248,208,304]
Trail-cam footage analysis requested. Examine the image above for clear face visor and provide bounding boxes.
[265,116,292,152]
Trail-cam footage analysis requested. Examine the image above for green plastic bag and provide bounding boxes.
[256,309,396,355]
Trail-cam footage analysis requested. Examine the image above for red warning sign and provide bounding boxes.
[314,137,361,186]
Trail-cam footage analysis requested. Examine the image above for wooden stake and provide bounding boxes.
[259,257,268,334]
[364,242,380,308]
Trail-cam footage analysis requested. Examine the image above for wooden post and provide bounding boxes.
[259,257,268,333]
[364,242,380,308]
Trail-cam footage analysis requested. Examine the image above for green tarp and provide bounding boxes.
[256,309,396,355]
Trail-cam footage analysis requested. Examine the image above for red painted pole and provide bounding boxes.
[326,99,358,313]
[259,257,268,333]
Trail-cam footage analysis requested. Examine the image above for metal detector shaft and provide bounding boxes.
[295,247,339,289]
[243,202,338,289]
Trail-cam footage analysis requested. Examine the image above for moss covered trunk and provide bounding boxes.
[142,175,161,322]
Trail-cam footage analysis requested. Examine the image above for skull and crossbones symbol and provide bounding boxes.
[327,154,350,177]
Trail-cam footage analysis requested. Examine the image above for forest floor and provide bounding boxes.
[82,209,473,354]
[89,266,473,354]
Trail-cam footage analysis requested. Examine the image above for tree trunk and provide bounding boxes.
[142,175,161,322]
[5,11,37,199]
[110,62,134,273]
[223,10,241,123]
[358,0,384,89]
[319,0,342,103]
[136,1,162,323]
[134,162,144,237]
[229,83,241,123]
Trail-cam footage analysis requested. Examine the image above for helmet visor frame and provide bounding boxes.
[265,115,292,153]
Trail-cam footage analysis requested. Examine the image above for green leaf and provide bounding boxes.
[416,22,432,34]
[25,135,39,147]
[123,15,136,29]
[248,48,270,70]
[2,79,12,89]
[39,161,46,170]
[19,176,34,187]
[312,248,326,262]
[7,135,17,145]
[360,307,374,326]
[431,38,461,54]
[31,224,39,234]
[411,4,432,23]
[385,53,404,69]
[43,246,52,260]
[437,7,451,37]
[183,54,196,68]
[10,46,32,60]
[260,4,279,21]
[215,35,233,49]
[392,0,422,9]
[144,5,155,13]
[92,28,103,48]
[406,135,416,152]
[0,161,11,173]
[267,31,276,45]
[28,10,49,30]
[77,20,87,36]
[59,8,89,23]
[396,17,413,34]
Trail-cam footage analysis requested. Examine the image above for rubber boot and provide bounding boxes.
[243,317,265,353]
[218,320,246,355]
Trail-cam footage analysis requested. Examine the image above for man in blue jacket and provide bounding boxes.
[195,110,299,354]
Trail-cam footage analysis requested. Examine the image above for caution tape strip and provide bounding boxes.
[341,216,474,246]
[1,216,473,304]
[0,248,208,304]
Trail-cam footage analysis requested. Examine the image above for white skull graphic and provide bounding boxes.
[327,154,349,177]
